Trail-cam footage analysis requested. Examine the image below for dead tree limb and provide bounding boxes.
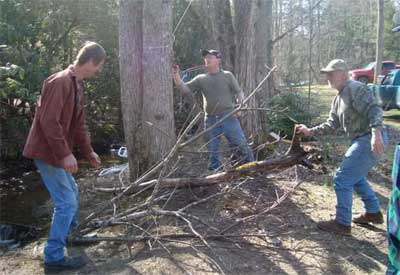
[79,67,277,230]
[220,176,303,234]
[77,113,203,230]
[69,233,287,244]
[137,129,307,189]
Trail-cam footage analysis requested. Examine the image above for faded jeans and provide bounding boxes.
[205,113,254,170]
[334,132,388,226]
[34,160,79,263]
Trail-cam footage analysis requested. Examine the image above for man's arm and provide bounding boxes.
[297,99,340,137]
[310,98,341,136]
[351,85,384,130]
[351,85,385,155]
[172,65,197,101]
[226,72,244,105]
[237,91,245,105]
[73,102,101,168]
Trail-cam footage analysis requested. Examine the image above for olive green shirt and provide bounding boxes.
[179,70,242,115]
[311,80,383,139]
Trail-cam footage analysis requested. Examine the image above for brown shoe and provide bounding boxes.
[317,219,351,236]
[353,212,384,225]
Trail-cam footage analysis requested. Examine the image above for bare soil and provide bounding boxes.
[0,127,398,275]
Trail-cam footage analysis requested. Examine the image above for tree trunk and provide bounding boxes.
[119,0,176,180]
[374,0,384,84]
[233,0,274,141]
[190,0,236,72]
[255,0,274,135]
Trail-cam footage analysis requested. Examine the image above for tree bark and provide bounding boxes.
[233,0,274,141]
[374,0,384,84]
[190,0,236,72]
[119,0,176,180]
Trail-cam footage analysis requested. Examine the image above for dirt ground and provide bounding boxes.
[0,127,398,275]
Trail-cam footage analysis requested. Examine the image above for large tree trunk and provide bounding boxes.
[255,0,274,136]
[233,0,274,141]
[119,0,176,180]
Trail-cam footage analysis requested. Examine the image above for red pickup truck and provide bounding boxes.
[349,61,400,84]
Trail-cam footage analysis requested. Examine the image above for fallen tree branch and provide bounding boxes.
[78,113,203,230]
[220,168,303,234]
[68,232,288,244]
[137,129,307,189]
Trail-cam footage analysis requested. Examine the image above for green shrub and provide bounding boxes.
[266,92,313,138]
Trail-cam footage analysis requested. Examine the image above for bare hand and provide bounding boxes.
[88,152,101,168]
[172,64,181,85]
[60,154,78,174]
[233,111,241,119]
[295,124,313,137]
[371,130,385,156]
[172,64,180,77]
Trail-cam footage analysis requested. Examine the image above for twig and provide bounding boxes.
[68,232,290,243]
[219,174,303,234]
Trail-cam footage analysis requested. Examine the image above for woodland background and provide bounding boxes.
[1,0,399,170]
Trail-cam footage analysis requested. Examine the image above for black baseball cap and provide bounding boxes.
[201,49,222,58]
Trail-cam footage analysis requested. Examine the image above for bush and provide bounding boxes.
[266,92,313,138]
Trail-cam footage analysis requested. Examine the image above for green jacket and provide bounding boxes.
[312,80,383,139]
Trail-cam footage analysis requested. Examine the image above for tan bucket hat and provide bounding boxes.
[320,59,348,73]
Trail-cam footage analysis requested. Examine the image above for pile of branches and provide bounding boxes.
[72,67,312,270]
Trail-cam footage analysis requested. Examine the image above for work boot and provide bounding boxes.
[353,211,384,225]
[44,256,86,273]
[317,219,351,236]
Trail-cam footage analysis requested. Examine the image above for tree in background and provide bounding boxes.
[375,0,384,83]
[272,0,400,85]
[2,0,400,176]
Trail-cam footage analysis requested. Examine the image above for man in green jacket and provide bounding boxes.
[297,59,387,236]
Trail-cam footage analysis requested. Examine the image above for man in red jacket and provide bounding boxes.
[23,41,105,272]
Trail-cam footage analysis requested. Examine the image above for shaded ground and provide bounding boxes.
[0,125,397,275]
[1,85,398,274]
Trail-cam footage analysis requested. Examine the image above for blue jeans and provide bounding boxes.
[334,132,388,226]
[205,113,254,170]
[34,160,79,263]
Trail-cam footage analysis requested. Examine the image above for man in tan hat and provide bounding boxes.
[296,59,387,236]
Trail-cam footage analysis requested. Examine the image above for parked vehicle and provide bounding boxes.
[368,69,400,111]
[349,61,400,84]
